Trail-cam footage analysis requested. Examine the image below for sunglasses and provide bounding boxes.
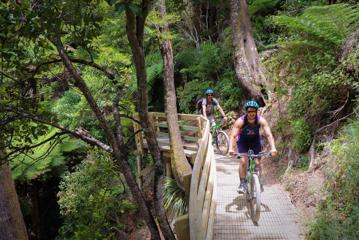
[247,110,257,113]
[207,94,213,97]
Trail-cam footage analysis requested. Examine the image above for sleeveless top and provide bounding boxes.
[237,115,261,144]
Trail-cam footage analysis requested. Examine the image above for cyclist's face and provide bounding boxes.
[247,108,257,120]
[206,94,213,100]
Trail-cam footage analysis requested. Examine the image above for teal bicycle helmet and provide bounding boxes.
[205,88,214,95]
[244,100,259,110]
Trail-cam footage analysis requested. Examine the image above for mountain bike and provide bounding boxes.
[211,119,229,155]
[238,150,271,225]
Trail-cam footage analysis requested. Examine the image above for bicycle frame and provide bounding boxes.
[237,150,270,224]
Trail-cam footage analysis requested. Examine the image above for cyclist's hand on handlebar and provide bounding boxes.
[270,149,278,157]
[229,149,236,156]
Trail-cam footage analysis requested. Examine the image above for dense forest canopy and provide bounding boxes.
[0,0,358,239]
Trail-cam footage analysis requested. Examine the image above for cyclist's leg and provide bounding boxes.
[208,115,215,127]
[237,141,249,193]
[253,143,262,173]
[253,143,263,192]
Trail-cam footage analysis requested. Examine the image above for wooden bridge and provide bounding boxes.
[133,112,302,240]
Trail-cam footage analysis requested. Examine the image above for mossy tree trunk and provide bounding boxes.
[159,0,192,193]
[230,0,268,99]
[124,1,176,239]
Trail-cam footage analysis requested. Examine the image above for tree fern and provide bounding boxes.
[249,0,282,16]
[10,128,86,180]
[271,4,359,45]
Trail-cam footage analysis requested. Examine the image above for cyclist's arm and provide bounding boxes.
[259,117,277,156]
[229,118,244,155]
[202,99,207,119]
[217,104,227,120]
[214,98,227,120]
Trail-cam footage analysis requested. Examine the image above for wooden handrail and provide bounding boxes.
[188,116,216,240]
[133,112,217,240]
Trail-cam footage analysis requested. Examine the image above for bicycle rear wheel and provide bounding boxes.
[248,174,261,224]
[215,130,229,155]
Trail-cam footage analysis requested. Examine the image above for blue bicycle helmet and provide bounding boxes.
[205,88,214,95]
[244,100,259,110]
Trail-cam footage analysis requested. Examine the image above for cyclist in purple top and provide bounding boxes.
[229,100,277,193]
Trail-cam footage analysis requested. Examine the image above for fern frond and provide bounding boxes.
[271,4,359,45]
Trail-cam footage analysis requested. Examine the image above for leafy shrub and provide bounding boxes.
[177,79,212,113]
[307,116,359,239]
[291,118,312,153]
[57,151,136,240]
[213,70,243,111]
[175,40,242,113]
[294,155,310,170]
[163,177,187,218]
[265,4,358,153]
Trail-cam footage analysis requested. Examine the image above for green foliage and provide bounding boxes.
[163,177,187,218]
[249,0,282,16]
[271,4,359,46]
[291,118,312,153]
[177,79,212,113]
[266,4,358,152]
[176,42,224,81]
[176,41,241,113]
[288,71,351,120]
[10,128,86,181]
[57,151,136,240]
[307,116,359,239]
[213,70,243,111]
[294,155,310,170]
[146,52,163,88]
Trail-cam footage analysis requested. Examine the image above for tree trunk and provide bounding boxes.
[182,0,201,47]
[159,0,192,193]
[230,0,268,99]
[125,4,175,239]
[0,162,28,240]
[52,37,162,239]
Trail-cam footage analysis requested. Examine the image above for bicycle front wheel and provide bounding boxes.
[215,130,229,155]
[248,174,261,224]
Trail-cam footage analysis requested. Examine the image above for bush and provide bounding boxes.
[307,116,359,239]
[291,118,312,153]
[57,151,136,240]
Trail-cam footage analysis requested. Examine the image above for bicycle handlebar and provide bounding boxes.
[237,151,272,159]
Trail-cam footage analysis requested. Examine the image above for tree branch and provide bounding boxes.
[1,106,112,152]
[315,112,355,134]
[34,58,115,81]
[0,70,18,81]
[0,132,66,163]
[0,115,23,126]
[49,36,119,152]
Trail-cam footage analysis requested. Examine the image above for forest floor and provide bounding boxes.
[261,156,326,229]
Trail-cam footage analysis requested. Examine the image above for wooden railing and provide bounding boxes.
[133,112,217,240]
[187,115,217,240]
